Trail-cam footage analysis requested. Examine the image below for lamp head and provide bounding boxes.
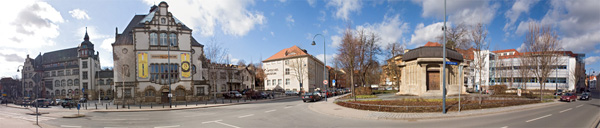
[311,41,316,46]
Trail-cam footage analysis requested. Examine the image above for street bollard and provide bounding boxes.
[106,104,108,110]
[185,101,187,107]
[116,104,118,110]
[163,103,164,108]
[95,104,97,110]
[237,99,239,103]
[175,103,177,108]
[128,104,130,109]
[151,103,153,109]
[85,104,87,110]
[139,103,141,109]
[230,99,232,103]
[205,100,207,105]
[196,101,198,106]
[222,99,224,104]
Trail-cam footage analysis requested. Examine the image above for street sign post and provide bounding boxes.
[323,80,328,85]
[332,80,336,87]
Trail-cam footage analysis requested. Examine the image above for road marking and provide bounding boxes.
[265,109,276,113]
[116,114,148,117]
[284,106,293,109]
[238,114,254,118]
[154,125,180,128]
[60,125,82,128]
[559,108,572,113]
[576,104,583,108]
[500,126,508,128]
[94,118,149,121]
[202,120,223,124]
[526,114,552,123]
[104,127,128,128]
[214,121,241,128]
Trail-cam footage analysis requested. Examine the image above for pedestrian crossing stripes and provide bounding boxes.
[0,111,56,122]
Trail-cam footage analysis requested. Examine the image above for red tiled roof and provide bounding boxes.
[424,42,442,47]
[492,49,517,53]
[263,45,310,62]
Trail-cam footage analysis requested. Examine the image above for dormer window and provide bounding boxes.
[161,18,166,24]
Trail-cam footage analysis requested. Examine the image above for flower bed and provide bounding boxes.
[335,98,541,113]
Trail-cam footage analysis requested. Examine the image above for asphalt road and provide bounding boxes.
[3,90,599,128]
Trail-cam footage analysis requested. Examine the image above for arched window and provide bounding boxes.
[55,80,60,87]
[107,79,113,85]
[74,88,79,95]
[61,89,66,96]
[68,79,73,86]
[100,90,104,96]
[176,88,185,96]
[169,33,177,46]
[160,33,168,46]
[146,90,155,96]
[62,80,66,86]
[29,82,33,88]
[150,33,158,45]
[55,90,59,96]
[68,89,73,96]
[74,79,79,86]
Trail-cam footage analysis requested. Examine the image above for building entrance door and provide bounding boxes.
[427,71,440,90]
[161,92,169,103]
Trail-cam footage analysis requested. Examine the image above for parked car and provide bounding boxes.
[553,89,564,96]
[79,97,87,103]
[580,92,591,100]
[32,99,50,107]
[223,91,243,99]
[61,99,77,108]
[302,92,322,102]
[285,90,299,96]
[560,93,577,102]
[51,99,62,106]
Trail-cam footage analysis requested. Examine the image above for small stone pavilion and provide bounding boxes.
[397,43,467,96]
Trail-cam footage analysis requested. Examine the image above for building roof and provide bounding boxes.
[492,49,517,53]
[263,45,310,62]
[402,46,464,62]
[424,42,442,47]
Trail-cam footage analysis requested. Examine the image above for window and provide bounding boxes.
[278,79,282,85]
[286,78,290,85]
[149,64,180,84]
[146,90,155,96]
[192,65,197,75]
[74,88,80,95]
[82,61,88,69]
[150,33,158,45]
[68,79,73,86]
[125,89,132,98]
[161,18,166,24]
[55,90,59,96]
[100,90,104,96]
[74,79,80,86]
[52,71,56,76]
[83,71,88,80]
[528,78,536,83]
[107,79,113,85]
[160,33,168,46]
[61,80,66,87]
[61,90,66,96]
[83,83,88,90]
[267,80,270,86]
[29,82,33,88]
[285,68,290,75]
[66,70,70,76]
[170,33,177,46]
[58,70,64,76]
[285,60,289,65]
[558,65,567,69]
[176,89,185,96]
[196,87,205,96]
[72,69,79,75]
[98,79,104,85]
[68,89,73,96]
[55,80,60,87]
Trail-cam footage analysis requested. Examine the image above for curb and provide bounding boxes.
[91,96,298,113]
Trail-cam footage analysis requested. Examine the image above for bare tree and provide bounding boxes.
[438,23,471,50]
[335,28,359,100]
[288,58,313,92]
[522,22,562,101]
[205,37,229,64]
[237,60,247,67]
[518,54,533,90]
[384,42,405,59]
[470,23,489,104]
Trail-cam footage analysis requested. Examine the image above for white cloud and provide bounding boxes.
[318,10,327,22]
[326,0,361,21]
[585,56,600,65]
[414,0,499,26]
[142,0,265,37]
[286,14,295,27]
[68,9,90,20]
[315,54,337,65]
[307,0,316,7]
[409,22,444,46]
[355,14,409,47]
[503,0,539,32]
[330,35,342,48]
[270,31,274,36]
[516,43,527,52]
[561,31,600,53]
[0,0,64,77]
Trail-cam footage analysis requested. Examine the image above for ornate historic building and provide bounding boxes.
[112,2,208,104]
[22,30,102,100]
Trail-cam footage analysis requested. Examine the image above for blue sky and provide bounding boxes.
[1,0,599,78]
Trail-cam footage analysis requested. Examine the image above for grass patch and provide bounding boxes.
[372,90,398,95]
[355,95,377,99]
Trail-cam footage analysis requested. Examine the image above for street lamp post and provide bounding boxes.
[312,34,327,102]
[442,0,447,114]
[168,42,173,108]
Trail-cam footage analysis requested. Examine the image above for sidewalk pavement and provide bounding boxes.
[308,94,562,120]
[0,116,57,128]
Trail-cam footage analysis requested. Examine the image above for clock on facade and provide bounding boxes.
[122,48,128,54]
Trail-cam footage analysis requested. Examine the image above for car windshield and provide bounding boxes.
[563,93,571,96]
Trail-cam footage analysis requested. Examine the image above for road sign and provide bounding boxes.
[332,80,336,84]
[168,93,172,97]
[82,88,85,93]
[77,104,81,110]
[323,80,328,85]
[445,61,458,65]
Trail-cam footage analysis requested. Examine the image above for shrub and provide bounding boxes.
[490,85,507,95]
[354,86,372,95]
[372,90,398,95]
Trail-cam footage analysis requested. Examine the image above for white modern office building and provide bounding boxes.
[470,49,585,91]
